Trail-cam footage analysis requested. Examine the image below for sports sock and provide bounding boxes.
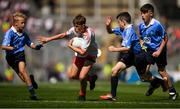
[87,75,91,82]
[28,85,36,96]
[169,87,176,95]
[79,81,87,96]
[111,76,118,98]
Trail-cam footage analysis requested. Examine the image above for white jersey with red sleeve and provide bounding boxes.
[65,27,98,57]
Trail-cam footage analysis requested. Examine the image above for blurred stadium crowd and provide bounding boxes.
[0,0,180,83]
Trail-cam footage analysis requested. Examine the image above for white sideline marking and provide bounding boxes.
[20,100,179,105]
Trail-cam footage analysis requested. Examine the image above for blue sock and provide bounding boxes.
[28,85,36,96]
[169,87,176,95]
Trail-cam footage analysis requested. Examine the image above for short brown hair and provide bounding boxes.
[140,4,154,14]
[116,12,131,23]
[72,14,86,26]
[12,12,27,23]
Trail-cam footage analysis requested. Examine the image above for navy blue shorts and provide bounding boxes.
[118,52,134,68]
[134,50,154,75]
[6,51,26,74]
[134,46,167,74]
[154,47,167,69]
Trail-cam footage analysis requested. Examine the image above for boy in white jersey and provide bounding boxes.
[38,14,98,101]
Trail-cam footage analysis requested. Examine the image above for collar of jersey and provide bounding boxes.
[125,24,132,29]
[143,18,155,28]
[11,26,23,36]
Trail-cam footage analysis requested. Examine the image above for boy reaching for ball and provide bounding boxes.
[38,14,98,101]
[1,12,42,100]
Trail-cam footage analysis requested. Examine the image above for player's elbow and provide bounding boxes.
[1,45,13,51]
[165,37,168,43]
[107,30,113,34]
[123,47,130,53]
[164,35,168,44]
[127,48,130,51]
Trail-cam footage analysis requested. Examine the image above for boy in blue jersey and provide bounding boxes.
[1,12,43,100]
[100,12,143,101]
[138,4,178,100]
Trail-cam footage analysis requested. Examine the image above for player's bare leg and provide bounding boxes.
[17,72,26,82]
[78,65,92,101]
[137,64,163,96]
[18,62,37,100]
[19,62,32,85]
[140,64,154,81]
[158,68,178,100]
[141,65,164,96]
[68,64,79,80]
[158,68,171,90]
[18,62,38,89]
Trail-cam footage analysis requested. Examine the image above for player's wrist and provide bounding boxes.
[45,38,49,43]
[35,44,43,50]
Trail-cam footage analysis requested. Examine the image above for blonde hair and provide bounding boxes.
[12,12,26,23]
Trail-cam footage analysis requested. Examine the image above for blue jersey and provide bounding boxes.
[112,25,141,54]
[2,26,32,55]
[138,18,166,52]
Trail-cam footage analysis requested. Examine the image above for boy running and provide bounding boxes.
[100,12,167,101]
[138,4,178,100]
[100,12,142,101]
[38,14,98,101]
[1,12,42,100]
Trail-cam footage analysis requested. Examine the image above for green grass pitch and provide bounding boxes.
[0,81,179,108]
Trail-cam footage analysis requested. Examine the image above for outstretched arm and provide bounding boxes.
[105,16,113,34]
[38,33,67,44]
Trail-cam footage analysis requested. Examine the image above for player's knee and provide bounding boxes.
[158,67,165,72]
[163,77,168,81]
[111,68,119,77]
[69,75,76,79]
[68,73,77,79]
[139,73,152,82]
[18,74,26,82]
[158,70,169,79]
[68,75,73,79]
[19,69,26,75]
[79,76,86,81]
